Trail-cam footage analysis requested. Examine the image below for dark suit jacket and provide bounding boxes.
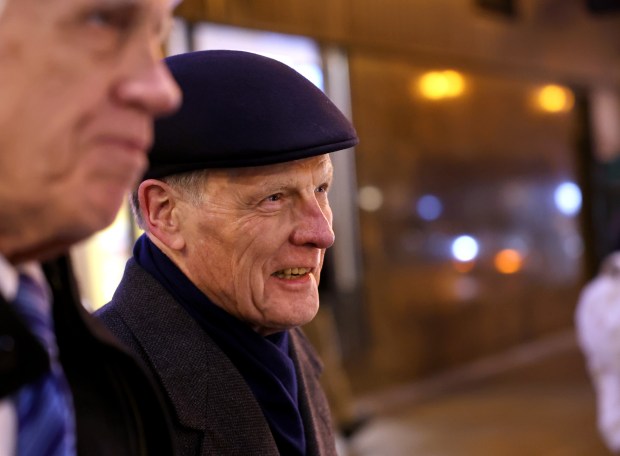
[0,255,175,456]
[96,258,338,456]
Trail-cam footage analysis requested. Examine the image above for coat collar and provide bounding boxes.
[110,258,336,455]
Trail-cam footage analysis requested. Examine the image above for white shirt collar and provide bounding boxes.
[0,255,47,302]
[0,254,18,301]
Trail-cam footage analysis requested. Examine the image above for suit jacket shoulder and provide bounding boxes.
[45,256,176,456]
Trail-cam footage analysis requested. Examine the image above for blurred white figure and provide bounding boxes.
[576,252,620,454]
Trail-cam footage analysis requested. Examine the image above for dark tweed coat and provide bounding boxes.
[96,258,338,456]
[0,256,175,456]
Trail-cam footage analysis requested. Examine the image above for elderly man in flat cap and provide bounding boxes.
[95,49,358,455]
[0,0,181,454]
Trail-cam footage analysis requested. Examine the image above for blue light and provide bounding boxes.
[417,194,443,221]
[451,235,479,262]
[554,182,582,216]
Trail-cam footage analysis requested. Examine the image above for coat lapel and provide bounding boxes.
[290,328,338,456]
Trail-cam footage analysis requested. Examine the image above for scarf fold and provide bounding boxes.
[134,234,306,455]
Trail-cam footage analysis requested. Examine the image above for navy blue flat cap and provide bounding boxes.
[146,50,358,180]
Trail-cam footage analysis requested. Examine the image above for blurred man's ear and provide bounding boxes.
[138,179,185,251]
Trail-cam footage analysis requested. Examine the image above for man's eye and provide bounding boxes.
[86,8,135,31]
[316,184,329,193]
[266,194,282,202]
[80,4,141,50]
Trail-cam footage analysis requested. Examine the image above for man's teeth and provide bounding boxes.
[274,267,311,279]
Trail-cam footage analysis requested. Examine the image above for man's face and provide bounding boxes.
[176,155,335,336]
[0,0,180,261]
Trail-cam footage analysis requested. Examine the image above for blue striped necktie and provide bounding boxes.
[11,272,76,456]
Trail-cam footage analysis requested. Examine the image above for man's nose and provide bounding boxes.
[116,52,181,117]
[290,199,335,249]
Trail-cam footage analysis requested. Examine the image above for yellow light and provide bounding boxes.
[417,70,465,100]
[443,70,465,97]
[494,249,523,274]
[537,84,574,113]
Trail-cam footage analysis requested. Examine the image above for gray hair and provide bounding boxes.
[131,169,210,229]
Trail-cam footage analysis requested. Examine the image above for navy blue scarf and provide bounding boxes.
[134,235,306,455]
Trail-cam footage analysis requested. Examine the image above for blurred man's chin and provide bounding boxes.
[63,206,120,244]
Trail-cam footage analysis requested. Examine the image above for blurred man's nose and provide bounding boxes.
[117,51,181,117]
[142,60,181,115]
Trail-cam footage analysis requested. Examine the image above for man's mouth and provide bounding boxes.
[272,267,312,280]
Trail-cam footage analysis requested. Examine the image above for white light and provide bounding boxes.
[358,186,384,212]
[554,182,582,216]
[193,23,324,88]
[417,194,443,221]
[292,63,324,90]
[451,235,479,262]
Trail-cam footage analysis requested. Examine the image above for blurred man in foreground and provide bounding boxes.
[0,0,181,453]
[96,50,358,455]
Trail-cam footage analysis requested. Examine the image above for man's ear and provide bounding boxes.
[138,179,186,251]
